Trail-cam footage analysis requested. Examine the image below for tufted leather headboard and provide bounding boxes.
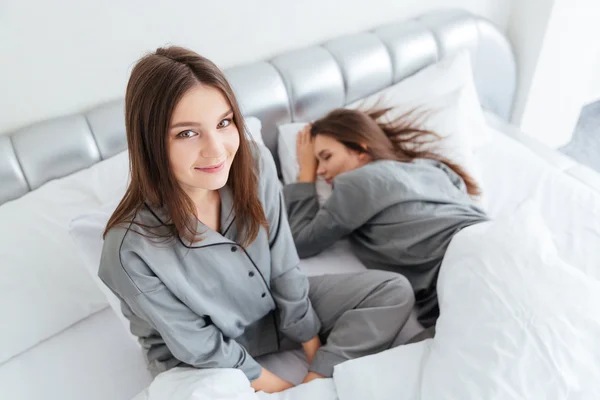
[0,8,515,205]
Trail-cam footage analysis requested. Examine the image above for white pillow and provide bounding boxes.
[245,116,264,146]
[278,51,487,205]
[348,50,490,149]
[69,199,132,335]
[277,122,334,206]
[0,150,128,364]
[333,201,600,399]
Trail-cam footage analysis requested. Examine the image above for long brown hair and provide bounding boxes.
[103,46,268,247]
[310,107,481,196]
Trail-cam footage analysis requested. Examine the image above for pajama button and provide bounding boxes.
[231,246,237,252]
[261,292,266,298]
[248,271,255,277]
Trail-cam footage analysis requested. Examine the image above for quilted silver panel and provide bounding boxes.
[419,9,479,58]
[86,99,127,160]
[11,115,101,190]
[323,33,393,104]
[472,19,516,120]
[374,20,439,83]
[225,61,291,155]
[0,136,29,204]
[270,47,345,122]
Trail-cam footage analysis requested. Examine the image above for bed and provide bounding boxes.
[2,8,600,400]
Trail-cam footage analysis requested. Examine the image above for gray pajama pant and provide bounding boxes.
[278,270,415,377]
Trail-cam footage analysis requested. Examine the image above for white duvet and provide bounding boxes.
[137,201,600,400]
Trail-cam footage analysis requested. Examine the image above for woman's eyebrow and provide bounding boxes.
[170,121,201,129]
[219,108,233,119]
[170,109,233,129]
[318,150,328,158]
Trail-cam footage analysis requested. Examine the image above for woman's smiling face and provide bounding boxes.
[167,83,240,194]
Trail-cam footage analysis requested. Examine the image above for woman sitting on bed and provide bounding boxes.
[99,46,416,394]
[284,108,489,329]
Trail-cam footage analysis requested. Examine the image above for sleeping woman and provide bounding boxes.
[284,107,489,329]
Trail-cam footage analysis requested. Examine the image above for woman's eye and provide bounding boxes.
[324,155,331,161]
[218,118,232,128]
[177,130,197,138]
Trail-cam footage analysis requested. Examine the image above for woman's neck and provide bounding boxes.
[187,188,221,232]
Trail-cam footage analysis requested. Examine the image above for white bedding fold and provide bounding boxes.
[136,368,338,400]
[333,202,600,400]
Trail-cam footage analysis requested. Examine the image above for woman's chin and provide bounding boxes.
[203,175,229,191]
[186,170,229,191]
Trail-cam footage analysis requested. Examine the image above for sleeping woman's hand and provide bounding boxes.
[296,123,317,183]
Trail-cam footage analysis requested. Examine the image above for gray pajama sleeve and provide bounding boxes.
[283,181,366,259]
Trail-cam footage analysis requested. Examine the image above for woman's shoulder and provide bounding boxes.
[334,160,413,191]
[102,207,167,265]
[252,142,277,178]
[100,207,167,297]
[251,143,280,198]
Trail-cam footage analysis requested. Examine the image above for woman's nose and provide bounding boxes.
[200,131,225,159]
[316,164,326,176]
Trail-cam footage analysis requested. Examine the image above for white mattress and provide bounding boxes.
[4,120,600,400]
[0,308,152,400]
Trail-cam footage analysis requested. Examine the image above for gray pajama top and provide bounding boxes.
[98,145,320,381]
[283,158,488,326]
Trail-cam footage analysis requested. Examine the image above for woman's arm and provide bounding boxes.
[124,252,294,393]
[282,127,369,258]
[120,253,263,380]
[296,123,317,183]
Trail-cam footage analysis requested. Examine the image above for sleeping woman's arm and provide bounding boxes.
[283,180,364,258]
[284,125,362,257]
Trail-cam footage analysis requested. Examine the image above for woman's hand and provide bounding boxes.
[301,335,321,365]
[301,336,325,384]
[302,371,325,384]
[251,367,295,393]
[296,123,317,183]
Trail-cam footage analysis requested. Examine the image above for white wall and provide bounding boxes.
[506,0,557,126]
[583,54,600,105]
[509,0,600,148]
[0,0,511,136]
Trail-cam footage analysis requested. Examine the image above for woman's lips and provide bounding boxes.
[195,161,225,173]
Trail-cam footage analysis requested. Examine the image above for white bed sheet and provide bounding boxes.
[475,127,600,278]
[5,120,600,400]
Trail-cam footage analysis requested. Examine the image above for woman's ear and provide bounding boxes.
[358,143,370,161]
[358,149,371,163]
